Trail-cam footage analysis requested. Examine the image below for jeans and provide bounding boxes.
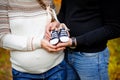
[12,60,67,80]
[66,48,109,80]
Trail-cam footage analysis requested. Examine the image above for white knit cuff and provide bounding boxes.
[32,37,42,50]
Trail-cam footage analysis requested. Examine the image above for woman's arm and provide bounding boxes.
[2,34,42,51]
[0,1,41,51]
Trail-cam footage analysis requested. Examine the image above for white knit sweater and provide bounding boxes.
[0,0,64,74]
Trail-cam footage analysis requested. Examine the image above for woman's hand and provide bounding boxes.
[56,38,72,49]
[43,21,71,52]
[45,21,60,40]
[41,38,65,53]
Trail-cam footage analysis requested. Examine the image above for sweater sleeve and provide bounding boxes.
[0,1,41,51]
[76,0,120,47]
[2,34,42,51]
[0,0,11,47]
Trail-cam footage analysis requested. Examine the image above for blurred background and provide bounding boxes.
[0,0,120,80]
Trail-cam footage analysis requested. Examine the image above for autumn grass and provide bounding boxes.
[0,48,12,80]
[108,38,120,80]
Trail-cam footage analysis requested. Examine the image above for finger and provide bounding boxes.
[46,24,52,33]
[61,23,69,30]
[56,47,66,51]
[48,47,65,53]
[56,42,68,48]
[51,22,60,30]
[47,48,58,52]
[47,43,57,49]
[48,23,56,30]
[44,33,51,40]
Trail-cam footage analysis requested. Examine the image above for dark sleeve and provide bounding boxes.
[57,0,66,23]
[76,0,120,47]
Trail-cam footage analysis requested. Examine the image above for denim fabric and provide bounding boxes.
[66,48,109,80]
[65,62,80,80]
[12,60,67,80]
